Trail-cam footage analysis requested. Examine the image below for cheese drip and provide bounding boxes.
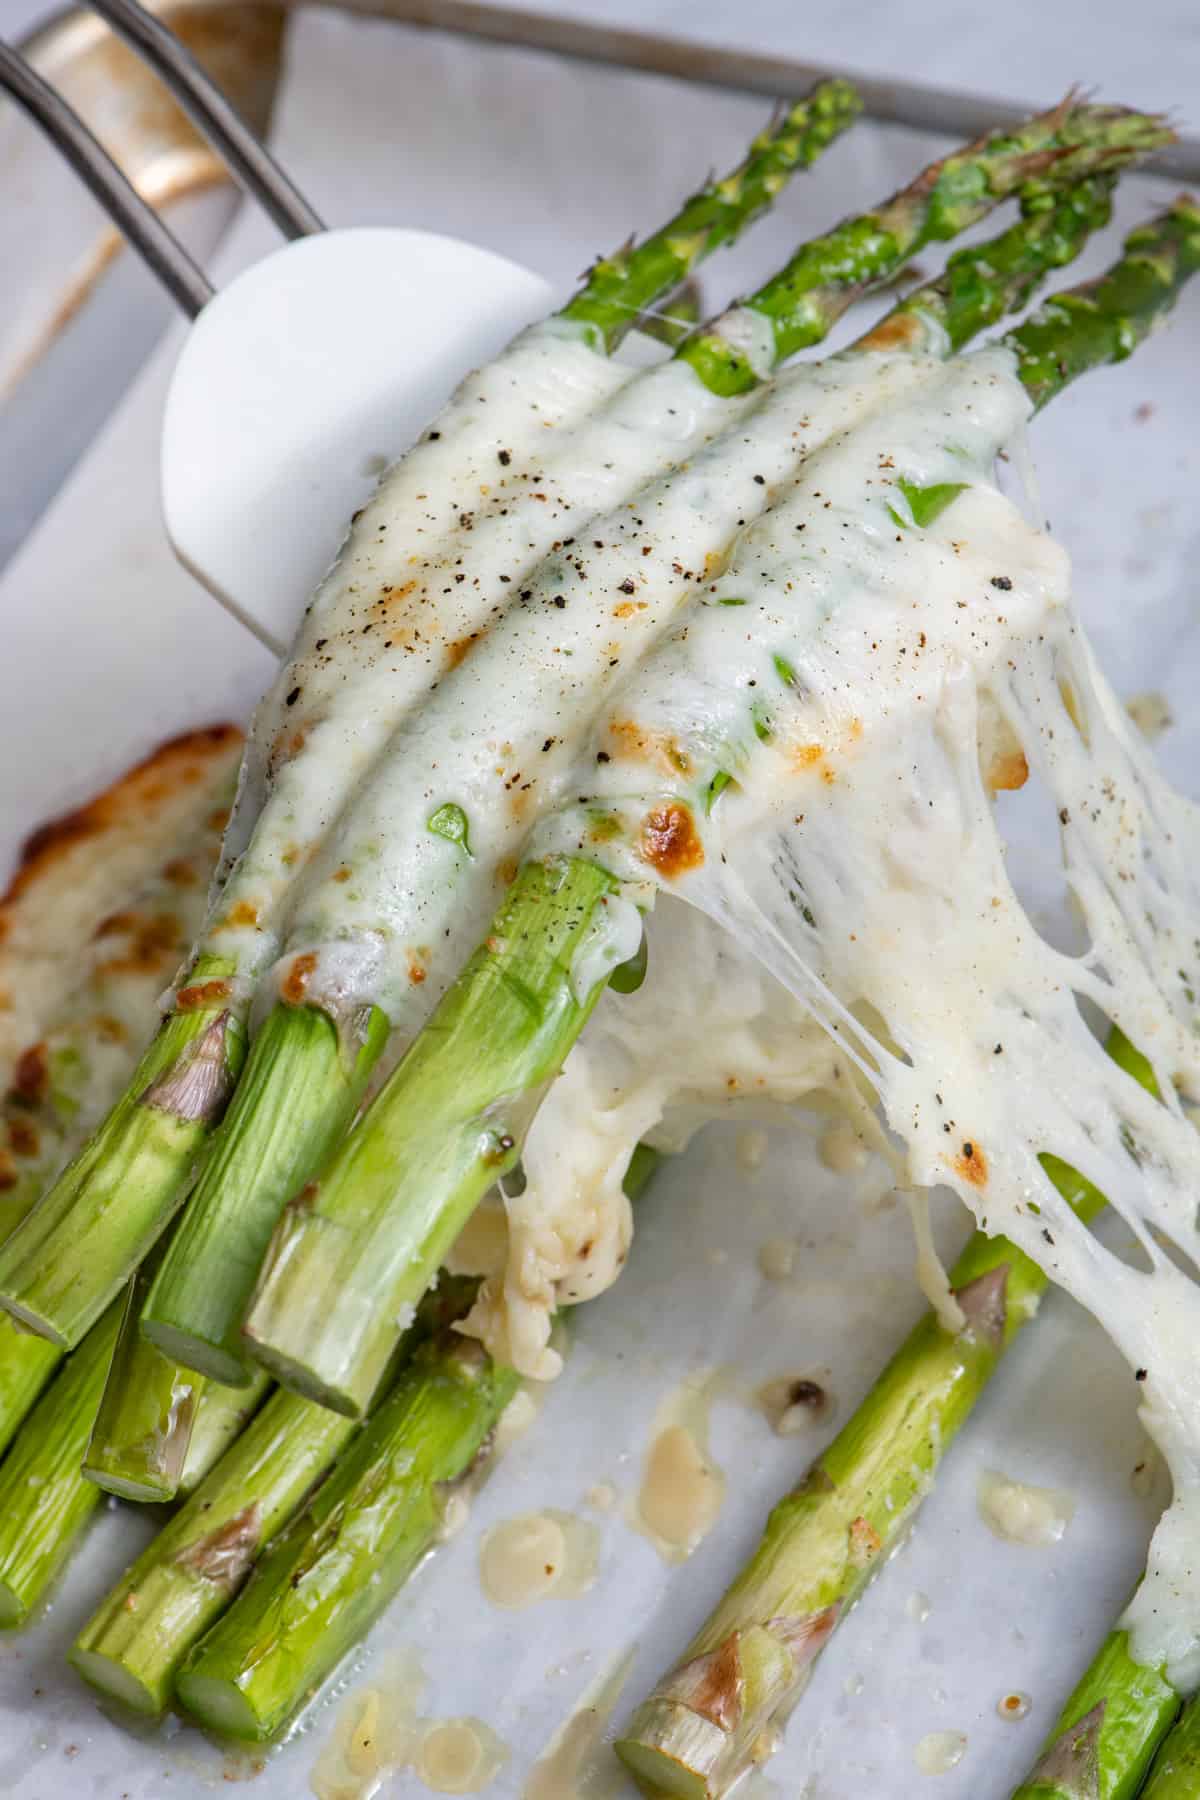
[515,346,1200,1686]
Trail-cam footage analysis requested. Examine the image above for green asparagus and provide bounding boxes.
[176,1335,519,1741]
[0,1304,121,1628]
[19,84,862,1368]
[242,180,1166,1420]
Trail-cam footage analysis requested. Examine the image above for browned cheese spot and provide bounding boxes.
[7,1118,39,1159]
[607,719,693,777]
[986,749,1030,794]
[176,979,234,1012]
[12,1043,48,1105]
[280,952,319,1006]
[953,1140,988,1188]
[854,310,926,354]
[639,803,705,879]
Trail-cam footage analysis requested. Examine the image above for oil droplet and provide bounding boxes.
[524,1649,635,1800]
[914,1730,967,1775]
[818,1118,869,1175]
[907,1591,931,1624]
[479,1510,598,1608]
[416,1718,508,1794]
[756,1373,834,1437]
[997,1691,1031,1721]
[977,1469,1075,1547]
[844,1672,865,1698]
[736,1128,769,1172]
[757,1238,796,1281]
[586,1481,617,1512]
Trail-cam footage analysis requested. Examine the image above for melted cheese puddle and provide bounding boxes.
[631,1371,727,1561]
[478,1509,599,1608]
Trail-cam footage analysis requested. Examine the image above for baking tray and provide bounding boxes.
[1,7,1198,1797]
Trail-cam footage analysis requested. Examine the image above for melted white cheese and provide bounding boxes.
[516,346,1200,1687]
[274,352,932,1027]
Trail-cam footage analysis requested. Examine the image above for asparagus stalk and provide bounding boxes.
[559,81,863,353]
[176,1336,519,1741]
[240,177,1153,1418]
[0,954,245,1347]
[141,1000,389,1385]
[616,1035,1162,1798]
[243,856,615,1413]
[68,1274,482,1714]
[0,1319,62,1462]
[1009,1615,1178,1800]
[1141,1695,1200,1798]
[69,1384,357,1713]
[0,1303,121,1628]
[177,1145,658,1741]
[81,1235,271,1501]
[82,1246,207,1502]
[19,85,862,1373]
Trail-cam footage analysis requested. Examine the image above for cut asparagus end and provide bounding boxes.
[67,1646,163,1717]
[70,1386,358,1719]
[0,1579,30,1630]
[0,969,245,1348]
[175,1669,263,1741]
[243,856,616,1416]
[616,1710,717,1800]
[141,1322,253,1393]
[141,999,389,1387]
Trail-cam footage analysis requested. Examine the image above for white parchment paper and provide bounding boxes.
[0,11,1197,1796]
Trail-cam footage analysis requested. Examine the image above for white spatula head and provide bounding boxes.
[161,228,552,654]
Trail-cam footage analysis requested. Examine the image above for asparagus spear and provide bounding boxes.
[175,1336,519,1741]
[145,88,1105,1394]
[176,1146,657,1740]
[5,86,862,1366]
[241,174,1158,1417]
[0,807,227,1451]
[0,1310,270,1633]
[0,1304,121,1628]
[81,1234,271,1502]
[612,1035,1163,1799]
[69,1384,357,1713]
[68,1275,481,1715]
[1008,1615,1178,1800]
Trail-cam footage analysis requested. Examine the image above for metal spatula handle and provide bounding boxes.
[0,0,322,317]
